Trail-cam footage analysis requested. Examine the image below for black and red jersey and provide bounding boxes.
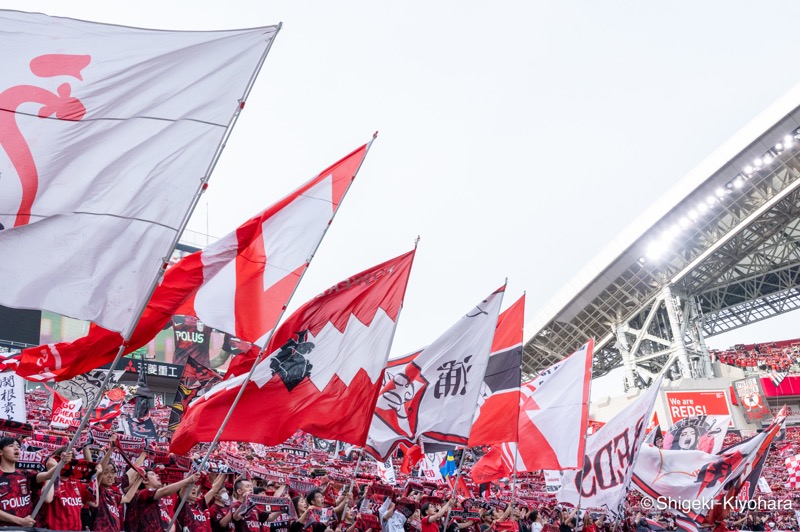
[94,484,123,532]
[0,469,37,519]
[179,498,212,532]
[172,315,212,367]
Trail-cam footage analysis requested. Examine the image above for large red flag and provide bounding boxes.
[170,250,416,455]
[468,295,524,446]
[15,144,371,381]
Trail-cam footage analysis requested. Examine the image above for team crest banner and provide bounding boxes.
[732,377,771,423]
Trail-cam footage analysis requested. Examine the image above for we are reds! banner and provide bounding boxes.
[664,390,730,424]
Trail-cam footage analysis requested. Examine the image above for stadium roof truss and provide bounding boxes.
[523,85,800,387]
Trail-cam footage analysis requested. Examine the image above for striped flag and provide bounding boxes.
[770,371,788,388]
[0,351,20,373]
[89,401,122,430]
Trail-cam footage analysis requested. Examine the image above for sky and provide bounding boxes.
[6,1,800,388]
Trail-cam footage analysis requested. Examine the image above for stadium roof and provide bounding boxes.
[523,82,800,379]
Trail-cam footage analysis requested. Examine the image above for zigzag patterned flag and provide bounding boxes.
[171,250,416,454]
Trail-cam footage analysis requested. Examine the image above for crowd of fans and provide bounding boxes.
[710,340,800,373]
[5,346,800,531]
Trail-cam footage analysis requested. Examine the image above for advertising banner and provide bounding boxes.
[664,390,730,423]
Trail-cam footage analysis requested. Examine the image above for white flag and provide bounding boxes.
[376,458,397,485]
[0,10,279,333]
[420,453,445,483]
[558,377,662,516]
[366,287,505,460]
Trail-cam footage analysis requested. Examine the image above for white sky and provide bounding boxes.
[7,2,800,381]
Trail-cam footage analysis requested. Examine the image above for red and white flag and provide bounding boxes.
[0,10,279,333]
[786,454,800,490]
[471,340,593,483]
[468,295,524,447]
[558,376,663,517]
[366,286,506,460]
[170,250,416,454]
[15,144,372,381]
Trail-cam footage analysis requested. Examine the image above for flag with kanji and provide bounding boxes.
[15,143,372,381]
[170,250,416,454]
[0,10,279,333]
[366,286,506,460]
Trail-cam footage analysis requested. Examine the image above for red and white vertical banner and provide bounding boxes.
[0,372,26,422]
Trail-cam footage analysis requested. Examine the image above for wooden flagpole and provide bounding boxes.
[30,24,283,519]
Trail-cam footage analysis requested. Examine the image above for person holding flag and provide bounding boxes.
[422,499,456,532]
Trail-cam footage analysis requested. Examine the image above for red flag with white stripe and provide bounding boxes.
[15,144,372,381]
[471,341,592,483]
[170,249,416,454]
[468,295,524,446]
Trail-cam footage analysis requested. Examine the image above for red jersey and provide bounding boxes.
[0,469,37,519]
[179,498,212,532]
[493,521,520,532]
[422,516,441,532]
[94,484,123,532]
[209,502,235,532]
[42,477,93,531]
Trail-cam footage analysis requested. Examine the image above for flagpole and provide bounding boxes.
[30,26,284,519]
[442,282,508,529]
[167,133,380,530]
[337,448,365,525]
[511,293,525,504]
[442,446,468,530]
